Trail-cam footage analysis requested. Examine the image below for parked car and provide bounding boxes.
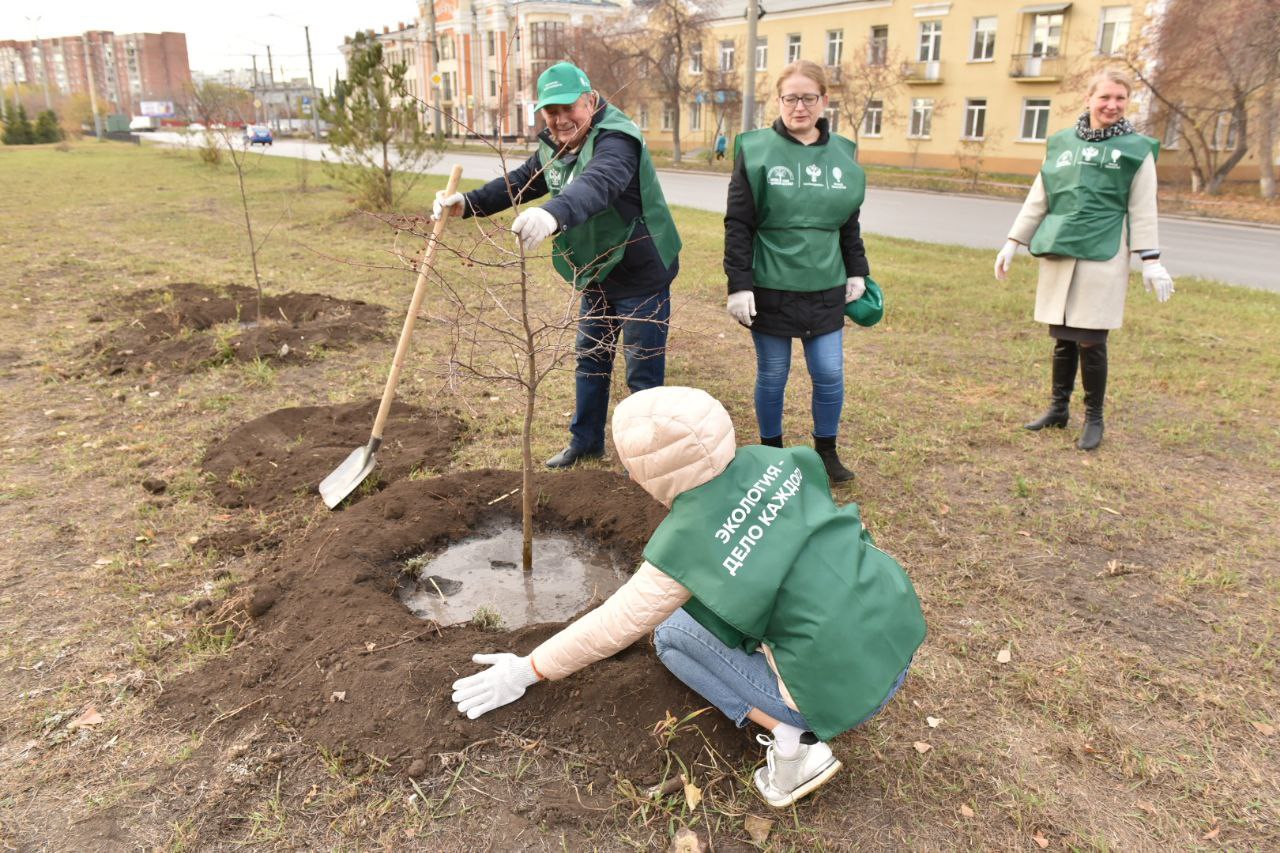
[243,125,273,146]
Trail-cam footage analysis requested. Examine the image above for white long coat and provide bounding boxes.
[1007,153,1159,330]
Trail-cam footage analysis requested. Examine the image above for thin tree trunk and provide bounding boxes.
[232,147,263,322]
[520,257,536,573]
[1259,79,1276,200]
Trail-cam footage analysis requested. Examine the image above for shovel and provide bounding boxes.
[319,164,464,509]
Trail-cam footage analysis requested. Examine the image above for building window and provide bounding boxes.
[720,40,735,71]
[971,17,996,61]
[1213,112,1239,150]
[487,31,495,56]
[909,98,933,138]
[690,101,702,132]
[529,21,565,60]
[963,98,987,138]
[918,21,942,62]
[787,34,802,62]
[440,38,455,61]
[823,101,840,133]
[869,26,888,66]
[755,37,768,71]
[639,104,650,130]
[1098,7,1131,55]
[1162,112,1181,149]
[662,103,674,131]
[1020,98,1051,140]
[863,99,883,136]
[690,43,703,74]
[489,70,497,97]
[1030,13,1063,57]
[826,30,844,67]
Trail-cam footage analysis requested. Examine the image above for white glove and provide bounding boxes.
[432,190,464,221]
[845,276,866,303]
[727,290,756,326]
[451,653,539,720]
[1142,261,1174,303]
[511,207,558,252]
[994,239,1019,280]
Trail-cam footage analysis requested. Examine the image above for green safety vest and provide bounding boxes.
[538,105,682,289]
[643,446,926,741]
[736,128,866,292]
[1031,128,1159,261]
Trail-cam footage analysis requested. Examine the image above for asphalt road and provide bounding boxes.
[151,133,1279,292]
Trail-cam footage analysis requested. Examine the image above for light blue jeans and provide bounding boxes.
[653,608,911,734]
[751,327,845,441]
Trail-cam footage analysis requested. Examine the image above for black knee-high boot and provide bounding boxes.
[1077,343,1107,450]
[1025,339,1078,430]
[760,434,783,448]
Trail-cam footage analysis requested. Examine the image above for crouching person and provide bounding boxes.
[451,386,926,807]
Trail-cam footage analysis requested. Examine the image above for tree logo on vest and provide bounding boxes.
[1104,148,1123,169]
[1080,146,1101,166]
[1055,150,1074,168]
[831,166,846,189]
[803,164,825,187]
[767,166,795,186]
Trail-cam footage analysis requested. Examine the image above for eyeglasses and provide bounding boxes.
[780,94,821,107]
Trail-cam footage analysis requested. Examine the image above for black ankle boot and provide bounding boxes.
[813,436,854,483]
[1077,342,1107,450]
[1025,339,1077,430]
[760,435,783,448]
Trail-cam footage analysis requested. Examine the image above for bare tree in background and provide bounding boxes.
[834,39,910,149]
[632,0,720,164]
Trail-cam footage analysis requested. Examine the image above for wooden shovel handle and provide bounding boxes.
[370,164,464,442]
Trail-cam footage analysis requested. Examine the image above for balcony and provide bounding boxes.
[904,60,944,84]
[1009,53,1064,81]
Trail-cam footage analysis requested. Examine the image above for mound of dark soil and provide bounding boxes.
[89,282,388,374]
[160,470,752,784]
[200,400,464,510]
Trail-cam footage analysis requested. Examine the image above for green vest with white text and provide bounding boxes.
[1031,128,1159,261]
[537,105,681,289]
[737,128,866,291]
[642,446,926,741]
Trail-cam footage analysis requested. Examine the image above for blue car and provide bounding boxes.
[244,125,273,146]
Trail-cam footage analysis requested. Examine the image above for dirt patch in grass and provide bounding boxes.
[200,400,465,510]
[159,470,750,804]
[87,282,389,374]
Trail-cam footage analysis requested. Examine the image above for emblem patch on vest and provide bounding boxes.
[547,168,564,189]
[1081,146,1101,166]
[831,166,846,189]
[804,164,823,185]
[1055,150,1074,168]
[1104,149,1123,169]
[767,166,795,186]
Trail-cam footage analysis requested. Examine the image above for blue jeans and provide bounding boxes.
[751,327,844,441]
[570,287,670,452]
[654,608,909,734]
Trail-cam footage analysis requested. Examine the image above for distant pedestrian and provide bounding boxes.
[994,69,1174,451]
[714,131,728,160]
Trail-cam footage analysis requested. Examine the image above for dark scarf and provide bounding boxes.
[1075,111,1134,141]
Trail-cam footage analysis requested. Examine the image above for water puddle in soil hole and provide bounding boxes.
[397,524,625,628]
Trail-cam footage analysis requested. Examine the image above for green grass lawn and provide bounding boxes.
[1,139,1277,850]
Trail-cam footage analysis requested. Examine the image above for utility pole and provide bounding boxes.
[251,54,260,123]
[266,45,277,131]
[304,25,321,138]
[81,34,103,139]
[427,0,443,135]
[742,0,759,132]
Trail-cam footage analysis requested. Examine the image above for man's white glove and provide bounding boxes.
[994,238,1020,280]
[845,276,866,303]
[451,653,539,720]
[432,190,465,221]
[727,290,756,326]
[511,207,558,252]
[1142,261,1174,303]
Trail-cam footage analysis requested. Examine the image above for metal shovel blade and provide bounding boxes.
[319,440,379,509]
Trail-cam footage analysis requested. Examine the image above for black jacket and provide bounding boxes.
[461,99,678,299]
[724,118,870,339]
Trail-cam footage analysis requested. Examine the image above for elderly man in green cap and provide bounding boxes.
[434,62,682,469]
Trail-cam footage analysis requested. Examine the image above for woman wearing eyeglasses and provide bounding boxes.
[724,60,869,484]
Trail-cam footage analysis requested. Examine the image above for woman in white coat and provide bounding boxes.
[449,386,925,808]
[994,69,1175,450]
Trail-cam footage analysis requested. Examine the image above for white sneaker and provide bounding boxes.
[752,733,842,808]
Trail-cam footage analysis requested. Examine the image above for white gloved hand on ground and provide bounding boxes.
[511,207,558,252]
[451,653,539,720]
[432,191,465,221]
[845,276,866,303]
[727,290,756,326]
[994,238,1019,280]
[1142,261,1175,303]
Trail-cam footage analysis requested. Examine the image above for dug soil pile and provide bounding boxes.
[88,282,388,374]
[200,400,465,510]
[160,470,752,786]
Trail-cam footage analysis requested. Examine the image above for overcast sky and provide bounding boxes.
[0,1,420,91]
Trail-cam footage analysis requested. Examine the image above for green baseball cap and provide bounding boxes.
[534,62,592,111]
